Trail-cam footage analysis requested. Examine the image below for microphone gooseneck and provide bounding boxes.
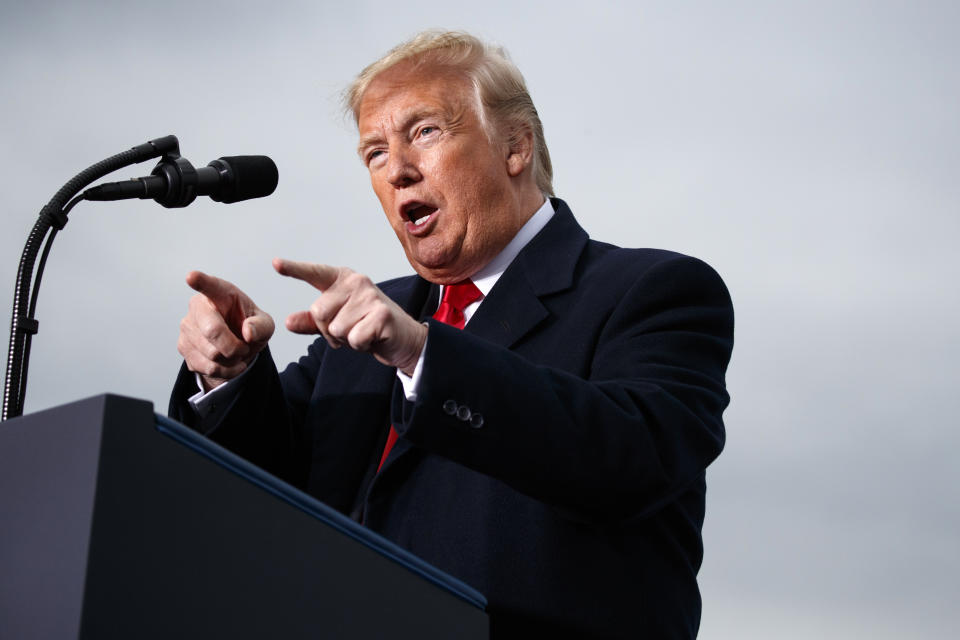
[3,136,279,421]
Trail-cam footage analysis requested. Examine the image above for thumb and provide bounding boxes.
[241,311,275,345]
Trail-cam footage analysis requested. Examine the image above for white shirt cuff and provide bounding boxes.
[188,353,259,418]
[396,331,428,402]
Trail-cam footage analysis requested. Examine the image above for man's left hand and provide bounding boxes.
[273,258,428,376]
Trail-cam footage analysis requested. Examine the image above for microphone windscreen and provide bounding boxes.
[211,156,278,203]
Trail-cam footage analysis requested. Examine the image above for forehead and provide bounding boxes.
[357,62,476,134]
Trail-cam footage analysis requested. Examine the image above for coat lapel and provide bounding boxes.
[464,198,589,348]
[372,200,589,482]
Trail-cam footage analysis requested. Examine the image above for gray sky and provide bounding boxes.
[2,1,958,636]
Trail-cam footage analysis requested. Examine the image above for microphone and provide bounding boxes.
[83,154,278,208]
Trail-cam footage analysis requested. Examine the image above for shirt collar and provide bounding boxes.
[469,197,555,298]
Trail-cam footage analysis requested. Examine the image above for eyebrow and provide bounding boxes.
[357,106,447,157]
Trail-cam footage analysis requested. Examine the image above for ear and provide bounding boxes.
[505,125,534,178]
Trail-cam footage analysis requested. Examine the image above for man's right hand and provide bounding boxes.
[177,271,275,391]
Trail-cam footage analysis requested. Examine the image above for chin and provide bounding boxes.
[406,245,454,273]
[403,238,480,283]
[408,260,468,285]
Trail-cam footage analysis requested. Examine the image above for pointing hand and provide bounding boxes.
[177,271,275,390]
[273,259,427,376]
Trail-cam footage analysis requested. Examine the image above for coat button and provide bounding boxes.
[469,413,484,428]
[456,405,472,421]
[443,399,458,415]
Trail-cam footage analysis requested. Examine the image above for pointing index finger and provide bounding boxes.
[186,271,238,308]
[273,258,339,291]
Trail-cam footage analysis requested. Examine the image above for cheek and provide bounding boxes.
[370,176,387,206]
[458,163,508,213]
[371,179,399,221]
[438,155,492,203]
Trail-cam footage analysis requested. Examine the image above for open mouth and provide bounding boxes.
[403,203,438,227]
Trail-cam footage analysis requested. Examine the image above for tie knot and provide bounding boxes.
[433,280,483,329]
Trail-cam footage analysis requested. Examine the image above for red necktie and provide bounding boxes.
[377,280,483,471]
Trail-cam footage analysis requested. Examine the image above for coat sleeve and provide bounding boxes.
[390,254,734,522]
[167,341,328,489]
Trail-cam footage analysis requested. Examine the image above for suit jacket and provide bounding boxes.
[170,199,734,639]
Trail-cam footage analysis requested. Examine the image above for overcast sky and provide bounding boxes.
[1,1,957,637]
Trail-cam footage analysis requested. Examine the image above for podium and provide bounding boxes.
[0,394,488,639]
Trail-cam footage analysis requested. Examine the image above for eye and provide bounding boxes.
[365,149,385,166]
[419,126,438,138]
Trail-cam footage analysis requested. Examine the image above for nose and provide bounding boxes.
[385,147,421,188]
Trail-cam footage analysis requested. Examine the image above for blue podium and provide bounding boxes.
[0,394,488,639]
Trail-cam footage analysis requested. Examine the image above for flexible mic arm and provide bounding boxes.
[2,135,180,421]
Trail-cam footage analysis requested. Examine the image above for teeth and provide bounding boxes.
[413,213,431,226]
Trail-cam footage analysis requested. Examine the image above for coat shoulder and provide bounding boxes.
[581,240,730,297]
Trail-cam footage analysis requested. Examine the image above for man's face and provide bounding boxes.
[357,63,526,284]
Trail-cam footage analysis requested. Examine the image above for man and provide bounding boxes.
[170,31,733,638]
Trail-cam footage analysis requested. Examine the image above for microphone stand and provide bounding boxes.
[2,135,180,421]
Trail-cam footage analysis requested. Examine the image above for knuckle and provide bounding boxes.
[312,303,334,326]
[200,361,221,377]
[349,326,372,351]
[372,305,391,324]
[199,318,221,339]
[220,341,242,360]
[344,271,369,289]
[203,342,222,362]
[183,354,206,374]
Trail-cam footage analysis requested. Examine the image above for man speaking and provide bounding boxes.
[169,30,734,639]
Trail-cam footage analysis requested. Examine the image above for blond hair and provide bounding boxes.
[345,30,554,196]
